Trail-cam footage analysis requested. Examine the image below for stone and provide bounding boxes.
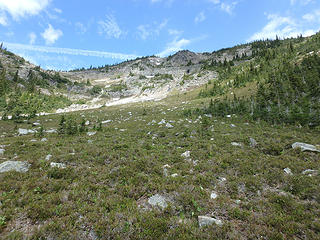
[0,149,4,155]
[41,138,48,142]
[18,128,28,135]
[171,173,178,177]
[230,124,236,127]
[181,151,191,159]
[292,142,320,152]
[210,192,218,199]
[50,162,66,169]
[302,169,318,176]
[198,216,223,227]
[85,120,90,126]
[158,119,166,125]
[249,138,257,148]
[101,120,112,124]
[231,142,242,147]
[148,194,168,209]
[284,168,293,175]
[45,154,52,161]
[166,123,174,128]
[32,122,41,126]
[0,161,30,173]
[204,114,212,118]
[46,129,57,133]
[87,132,96,136]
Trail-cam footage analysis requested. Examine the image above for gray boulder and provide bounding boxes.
[292,142,320,152]
[0,149,4,155]
[148,194,168,209]
[50,162,66,169]
[0,161,30,173]
[198,216,223,227]
[18,128,28,135]
[249,138,257,148]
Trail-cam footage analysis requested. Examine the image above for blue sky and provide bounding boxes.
[0,0,320,70]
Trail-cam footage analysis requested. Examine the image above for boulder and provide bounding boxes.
[0,161,30,173]
[284,167,293,175]
[0,149,4,155]
[87,132,96,136]
[210,192,218,199]
[292,142,320,152]
[45,154,52,161]
[148,194,168,209]
[198,216,223,227]
[181,151,191,159]
[302,169,318,176]
[249,138,257,148]
[50,162,66,169]
[18,128,28,135]
[166,123,174,128]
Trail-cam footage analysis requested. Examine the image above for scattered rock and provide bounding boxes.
[284,167,293,175]
[101,120,112,124]
[292,142,320,152]
[45,154,52,161]
[0,161,30,173]
[198,216,223,227]
[181,151,191,159]
[87,132,96,136]
[50,162,66,169]
[18,128,29,135]
[302,169,318,176]
[231,142,242,147]
[41,138,48,142]
[46,129,57,133]
[30,139,37,142]
[249,138,257,148]
[171,173,178,178]
[148,194,168,209]
[226,115,231,118]
[204,114,212,118]
[166,123,174,128]
[210,192,218,199]
[85,120,90,126]
[32,122,41,126]
[230,124,236,128]
[158,119,166,125]
[0,149,4,155]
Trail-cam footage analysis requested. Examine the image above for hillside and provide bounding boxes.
[0,33,319,239]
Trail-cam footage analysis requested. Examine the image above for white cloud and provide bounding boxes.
[137,19,168,40]
[54,8,62,14]
[29,32,37,44]
[168,29,183,36]
[0,11,7,26]
[248,14,317,42]
[195,11,206,23]
[3,42,139,61]
[0,0,50,20]
[290,0,313,5]
[208,0,238,15]
[150,0,174,6]
[220,2,237,15]
[75,22,87,34]
[41,24,63,45]
[303,9,320,22]
[98,15,124,39]
[157,37,191,57]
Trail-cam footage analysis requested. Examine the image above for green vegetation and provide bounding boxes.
[198,33,320,126]
[107,83,128,92]
[0,34,320,239]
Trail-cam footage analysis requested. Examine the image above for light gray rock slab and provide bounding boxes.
[0,149,4,155]
[198,216,223,227]
[87,132,96,136]
[249,138,257,148]
[148,194,168,209]
[231,142,242,147]
[0,161,30,173]
[18,128,28,135]
[166,123,174,128]
[50,162,66,169]
[284,167,293,175]
[45,154,52,161]
[181,151,191,159]
[302,169,318,176]
[292,142,320,152]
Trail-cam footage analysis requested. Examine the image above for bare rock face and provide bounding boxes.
[0,161,30,173]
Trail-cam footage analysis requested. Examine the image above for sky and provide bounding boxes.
[0,0,320,71]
